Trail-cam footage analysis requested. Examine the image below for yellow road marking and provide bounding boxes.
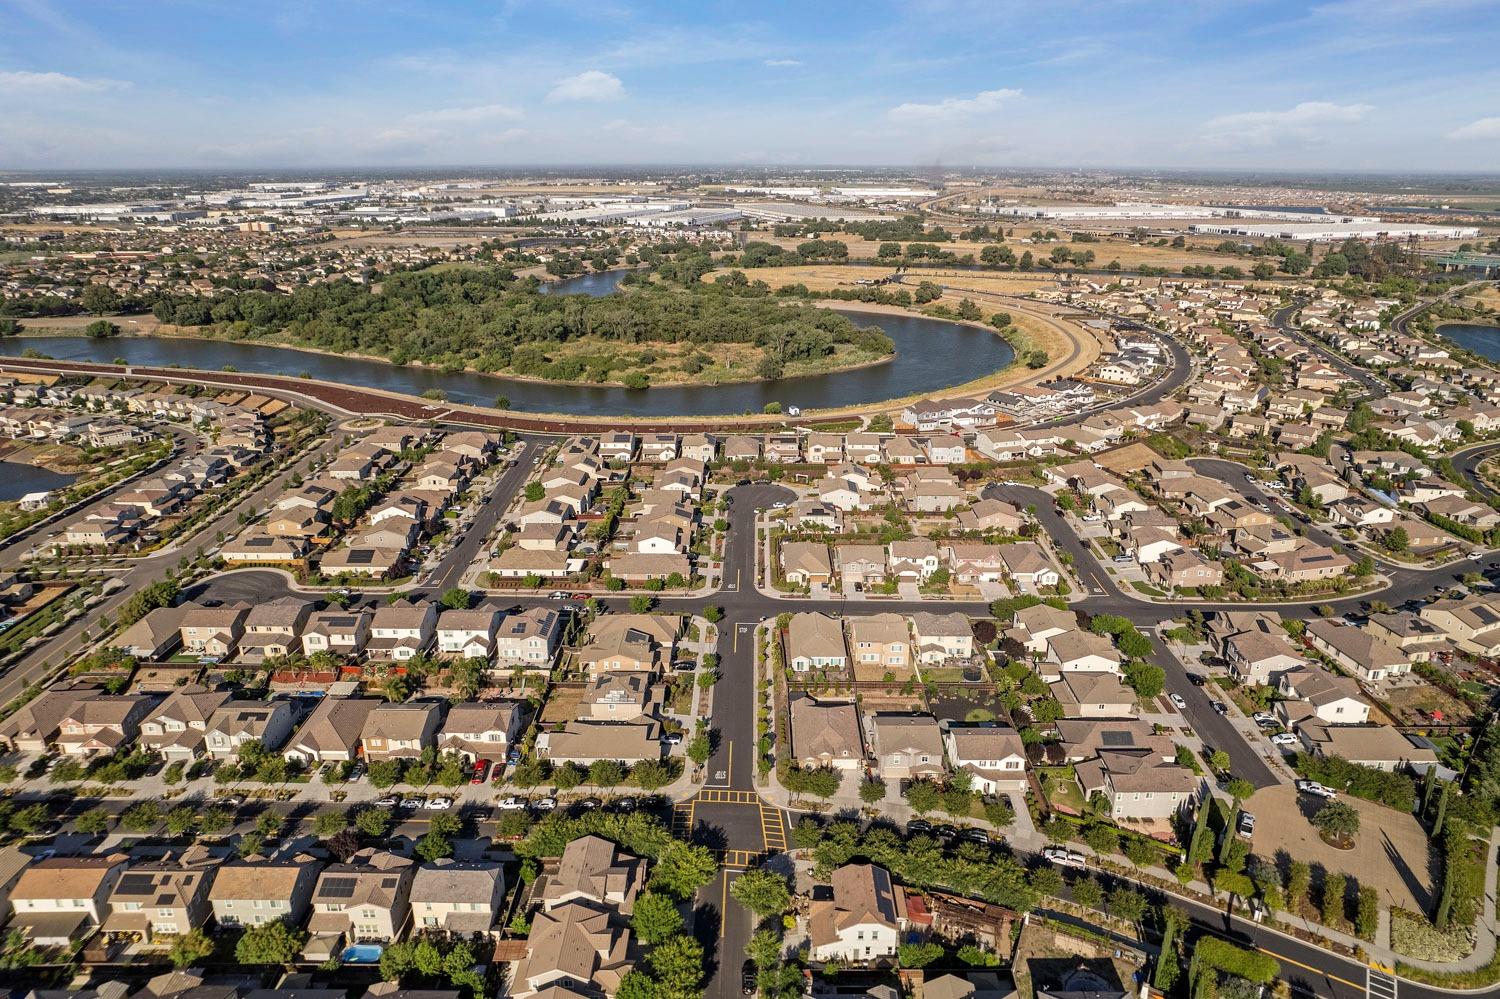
[1193,918,1363,991]
[733,625,738,653]
[726,741,733,782]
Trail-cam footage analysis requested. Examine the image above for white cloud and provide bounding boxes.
[1202,101,1372,147]
[546,69,624,103]
[1447,116,1500,140]
[412,103,524,123]
[764,58,801,67]
[601,118,683,144]
[888,88,1021,121]
[0,69,128,93]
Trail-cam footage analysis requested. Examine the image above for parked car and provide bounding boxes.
[907,819,933,836]
[673,660,697,673]
[961,828,990,844]
[374,795,400,808]
[425,797,454,810]
[610,797,638,813]
[1169,693,1187,710]
[662,732,684,746]
[400,797,425,811]
[934,824,959,841]
[1271,733,1300,747]
[497,797,528,811]
[345,762,367,783]
[742,961,758,995]
[1042,847,1087,869]
[506,747,522,765]
[576,797,602,811]
[470,760,492,785]
[1211,700,1229,715]
[1252,712,1277,727]
[1296,779,1337,799]
[533,797,558,811]
[1186,673,1207,686]
[1237,811,1256,837]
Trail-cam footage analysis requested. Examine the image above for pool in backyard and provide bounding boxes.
[341,943,385,964]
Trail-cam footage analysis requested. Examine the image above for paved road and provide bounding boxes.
[0,428,346,708]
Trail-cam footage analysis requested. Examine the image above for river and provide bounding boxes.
[1437,322,1500,361]
[0,272,1014,418]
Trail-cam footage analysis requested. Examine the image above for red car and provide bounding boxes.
[470,759,492,785]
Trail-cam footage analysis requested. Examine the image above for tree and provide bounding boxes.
[632,891,684,944]
[588,759,624,786]
[649,841,718,901]
[1071,877,1104,910]
[169,928,216,968]
[1356,885,1379,940]
[647,935,705,999]
[1225,778,1255,804]
[629,595,655,613]
[81,284,121,315]
[1122,660,1165,699]
[898,941,944,967]
[1208,749,1231,774]
[1321,872,1347,926]
[440,587,472,610]
[859,777,886,804]
[1287,860,1311,913]
[1107,886,1147,923]
[617,971,660,999]
[75,807,111,836]
[416,831,453,863]
[1313,800,1360,844]
[84,318,119,338]
[1383,526,1410,553]
[730,867,791,917]
[906,780,941,815]
[703,605,724,623]
[355,807,392,839]
[235,919,308,966]
[687,730,713,768]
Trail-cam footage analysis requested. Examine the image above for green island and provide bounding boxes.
[144,266,896,389]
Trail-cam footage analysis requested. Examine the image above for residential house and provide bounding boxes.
[361,702,442,761]
[781,541,834,588]
[204,699,297,758]
[436,608,501,659]
[438,702,525,761]
[786,613,849,672]
[789,696,863,770]
[1276,666,1371,727]
[494,607,563,667]
[848,615,911,679]
[409,860,505,936]
[911,612,974,664]
[869,714,946,780]
[54,695,152,758]
[306,851,415,944]
[942,725,1028,794]
[284,696,380,765]
[209,855,320,928]
[7,855,127,945]
[367,603,438,662]
[138,685,232,761]
[102,850,216,943]
[808,863,903,963]
[1305,619,1411,682]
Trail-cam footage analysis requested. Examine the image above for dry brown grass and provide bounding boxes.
[750,231,1275,270]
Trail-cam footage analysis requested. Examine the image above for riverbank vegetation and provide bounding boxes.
[144,266,894,388]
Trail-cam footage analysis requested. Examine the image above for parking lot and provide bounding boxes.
[1244,783,1438,913]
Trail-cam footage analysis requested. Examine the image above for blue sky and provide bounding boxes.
[3,0,1500,170]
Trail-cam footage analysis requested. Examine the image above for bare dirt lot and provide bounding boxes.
[1247,783,1437,914]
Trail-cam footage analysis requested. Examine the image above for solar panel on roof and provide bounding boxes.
[321,876,358,898]
[347,550,375,565]
[1100,731,1135,747]
[116,874,156,894]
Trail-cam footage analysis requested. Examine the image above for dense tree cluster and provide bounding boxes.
[146,267,891,382]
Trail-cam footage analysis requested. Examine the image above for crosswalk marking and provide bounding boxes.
[759,800,788,852]
[717,849,763,870]
[1366,967,1397,999]
[670,802,695,839]
[695,788,760,805]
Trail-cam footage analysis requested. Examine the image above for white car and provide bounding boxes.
[1469,551,1484,561]
[1271,733,1300,747]
[1252,712,1277,727]
[1169,693,1187,710]
[1042,847,1088,869]
[1296,779,1337,799]
[533,797,558,811]
[425,797,454,810]
[497,797,528,811]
